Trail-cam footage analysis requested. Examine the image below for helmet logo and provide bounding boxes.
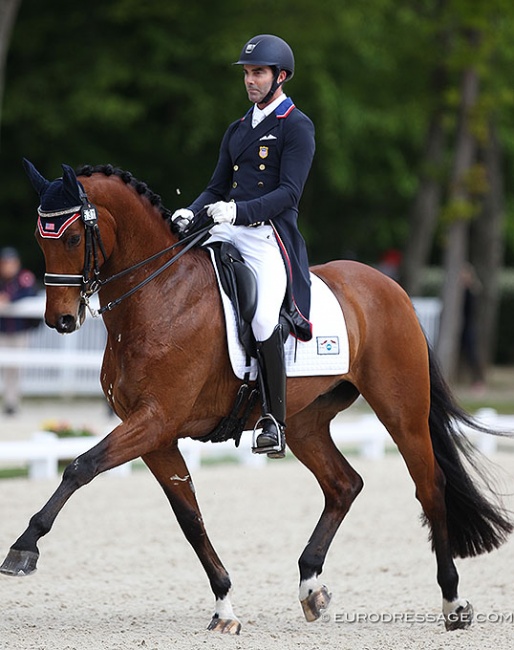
[245,43,256,54]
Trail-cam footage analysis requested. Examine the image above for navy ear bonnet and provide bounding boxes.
[23,159,87,238]
[23,158,85,211]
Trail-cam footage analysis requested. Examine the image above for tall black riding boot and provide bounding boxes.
[253,324,287,458]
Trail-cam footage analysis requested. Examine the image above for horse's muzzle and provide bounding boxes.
[50,314,78,333]
[47,302,86,333]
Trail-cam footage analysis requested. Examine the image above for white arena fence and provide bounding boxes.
[0,294,442,397]
[2,293,511,479]
[0,294,105,396]
[0,408,510,480]
[411,297,441,347]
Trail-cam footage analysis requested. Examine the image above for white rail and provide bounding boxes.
[0,294,106,396]
[1,409,509,481]
[0,295,442,397]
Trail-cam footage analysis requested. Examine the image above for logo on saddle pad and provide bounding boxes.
[316,337,340,355]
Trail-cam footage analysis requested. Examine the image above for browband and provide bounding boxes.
[38,205,82,218]
[37,206,82,239]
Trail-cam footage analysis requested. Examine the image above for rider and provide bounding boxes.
[172,34,315,458]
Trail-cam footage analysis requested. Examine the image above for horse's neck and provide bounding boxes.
[99,202,214,321]
[103,203,177,276]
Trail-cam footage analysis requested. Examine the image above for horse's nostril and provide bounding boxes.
[56,314,77,333]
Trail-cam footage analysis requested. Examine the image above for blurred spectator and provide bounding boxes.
[0,247,38,415]
[377,248,402,282]
[460,263,485,393]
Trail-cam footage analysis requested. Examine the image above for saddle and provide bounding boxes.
[207,242,258,358]
[208,241,295,360]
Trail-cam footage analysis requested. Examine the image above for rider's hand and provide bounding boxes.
[171,208,194,233]
[206,201,237,225]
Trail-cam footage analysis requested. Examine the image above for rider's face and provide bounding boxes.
[243,65,286,107]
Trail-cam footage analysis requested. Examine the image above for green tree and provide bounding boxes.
[396,0,514,378]
[0,0,22,150]
[0,0,440,269]
[2,0,514,383]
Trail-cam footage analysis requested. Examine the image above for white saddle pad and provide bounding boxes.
[209,250,350,380]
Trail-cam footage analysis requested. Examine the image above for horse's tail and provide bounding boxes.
[426,345,513,558]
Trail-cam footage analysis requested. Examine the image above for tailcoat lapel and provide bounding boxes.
[229,112,279,162]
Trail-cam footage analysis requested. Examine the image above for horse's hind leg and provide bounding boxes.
[286,406,364,622]
[393,432,472,628]
[393,433,472,629]
[360,358,473,630]
[142,444,241,635]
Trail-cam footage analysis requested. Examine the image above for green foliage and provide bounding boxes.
[441,196,480,224]
[1,0,514,272]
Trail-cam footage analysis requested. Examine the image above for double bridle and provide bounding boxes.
[40,190,210,317]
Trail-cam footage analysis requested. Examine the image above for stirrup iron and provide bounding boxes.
[252,414,285,457]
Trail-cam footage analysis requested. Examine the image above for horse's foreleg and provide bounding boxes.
[0,412,162,578]
[142,444,241,635]
[0,443,107,576]
[286,410,364,622]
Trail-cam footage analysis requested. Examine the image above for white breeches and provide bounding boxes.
[204,223,287,342]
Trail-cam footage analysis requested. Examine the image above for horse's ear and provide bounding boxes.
[61,164,82,203]
[22,158,50,195]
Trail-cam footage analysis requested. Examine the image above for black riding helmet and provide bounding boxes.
[234,34,295,104]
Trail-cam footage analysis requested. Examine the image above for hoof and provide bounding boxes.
[0,549,39,577]
[207,614,241,635]
[445,601,474,631]
[301,585,332,622]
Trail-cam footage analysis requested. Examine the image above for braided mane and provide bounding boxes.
[76,164,173,224]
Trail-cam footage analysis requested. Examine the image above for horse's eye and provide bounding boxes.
[67,234,81,249]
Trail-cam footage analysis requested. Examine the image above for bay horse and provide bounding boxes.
[1,162,512,635]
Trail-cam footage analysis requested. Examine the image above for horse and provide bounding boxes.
[1,161,511,635]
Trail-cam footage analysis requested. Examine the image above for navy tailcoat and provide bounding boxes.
[189,97,315,341]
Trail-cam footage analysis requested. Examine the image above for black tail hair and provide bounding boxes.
[425,346,513,558]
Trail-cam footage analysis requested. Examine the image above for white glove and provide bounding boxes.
[171,208,194,233]
[206,201,237,225]
[171,208,194,224]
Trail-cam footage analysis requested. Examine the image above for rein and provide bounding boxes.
[89,223,211,316]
